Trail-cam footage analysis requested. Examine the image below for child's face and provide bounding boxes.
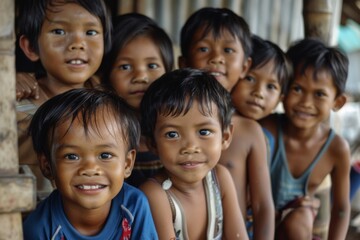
[36,3,104,86]
[46,111,135,212]
[153,101,231,184]
[231,60,283,120]
[181,27,250,92]
[110,35,166,109]
[283,67,342,129]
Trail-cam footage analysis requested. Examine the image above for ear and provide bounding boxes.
[239,57,252,78]
[332,94,347,112]
[19,35,40,62]
[124,149,136,178]
[38,154,54,180]
[221,124,234,150]
[178,56,187,68]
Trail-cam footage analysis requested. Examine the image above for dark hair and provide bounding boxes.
[286,38,349,96]
[180,7,252,60]
[250,35,292,94]
[29,88,140,165]
[18,0,112,54]
[141,68,234,145]
[101,13,174,88]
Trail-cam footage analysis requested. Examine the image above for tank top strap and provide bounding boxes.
[306,129,335,173]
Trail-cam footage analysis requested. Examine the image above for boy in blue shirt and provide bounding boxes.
[23,88,158,239]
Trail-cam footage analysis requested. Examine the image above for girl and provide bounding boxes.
[101,13,174,187]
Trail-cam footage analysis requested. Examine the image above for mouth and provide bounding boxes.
[76,184,106,190]
[294,110,315,118]
[130,90,146,95]
[247,100,263,110]
[66,59,88,65]
[179,161,203,169]
[208,70,225,78]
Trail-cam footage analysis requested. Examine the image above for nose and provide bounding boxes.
[78,159,101,177]
[180,138,201,155]
[209,49,225,65]
[252,84,264,99]
[300,93,313,107]
[132,69,149,83]
[68,33,85,51]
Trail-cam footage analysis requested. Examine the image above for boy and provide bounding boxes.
[23,88,158,239]
[260,38,351,239]
[178,8,274,239]
[140,68,248,239]
[231,35,292,160]
[16,0,111,197]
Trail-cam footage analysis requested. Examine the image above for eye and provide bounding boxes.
[65,154,79,160]
[292,85,302,93]
[199,47,209,53]
[267,83,278,91]
[148,63,159,69]
[86,30,98,36]
[165,131,179,139]
[224,48,234,53]
[199,129,211,136]
[99,152,112,159]
[119,64,131,70]
[244,76,255,83]
[315,91,326,98]
[51,29,65,35]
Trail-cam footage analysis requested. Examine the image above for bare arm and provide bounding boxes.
[217,164,249,240]
[139,180,176,240]
[246,120,275,240]
[328,136,351,240]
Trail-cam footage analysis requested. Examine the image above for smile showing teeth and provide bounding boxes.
[69,59,84,65]
[210,72,221,76]
[77,184,105,190]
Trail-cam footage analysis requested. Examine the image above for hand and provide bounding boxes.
[16,72,39,101]
[298,195,320,217]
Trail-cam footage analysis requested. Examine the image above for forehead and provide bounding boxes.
[192,25,239,43]
[55,109,125,141]
[44,3,101,24]
[295,67,336,89]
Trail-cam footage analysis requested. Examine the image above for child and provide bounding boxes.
[23,88,158,239]
[139,68,248,240]
[231,35,292,160]
[260,38,351,239]
[101,12,174,187]
[179,7,274,239]
[16,0,111,197]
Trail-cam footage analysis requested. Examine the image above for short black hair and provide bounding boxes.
[180,7,252,60]
[140,68,234,145]
[18,0,112,54]
[101,13,174,88]
[29,88,140,166]
[286,38,349,96]
[250,35,292,94]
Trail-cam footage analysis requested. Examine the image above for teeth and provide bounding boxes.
[210,72,221,76]
[78,185,103,190]
[69,59,84,65]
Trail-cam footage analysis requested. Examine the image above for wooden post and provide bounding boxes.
[0,1,36,239]
[303,0,333,44]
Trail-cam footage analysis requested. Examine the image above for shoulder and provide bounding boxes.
[214,164,233,184]
[231,114,264,138]
[116,183,150,207]
[328,131,351,161]
[23,191,60,238]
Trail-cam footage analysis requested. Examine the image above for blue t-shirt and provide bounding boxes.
[23,183,158,240]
